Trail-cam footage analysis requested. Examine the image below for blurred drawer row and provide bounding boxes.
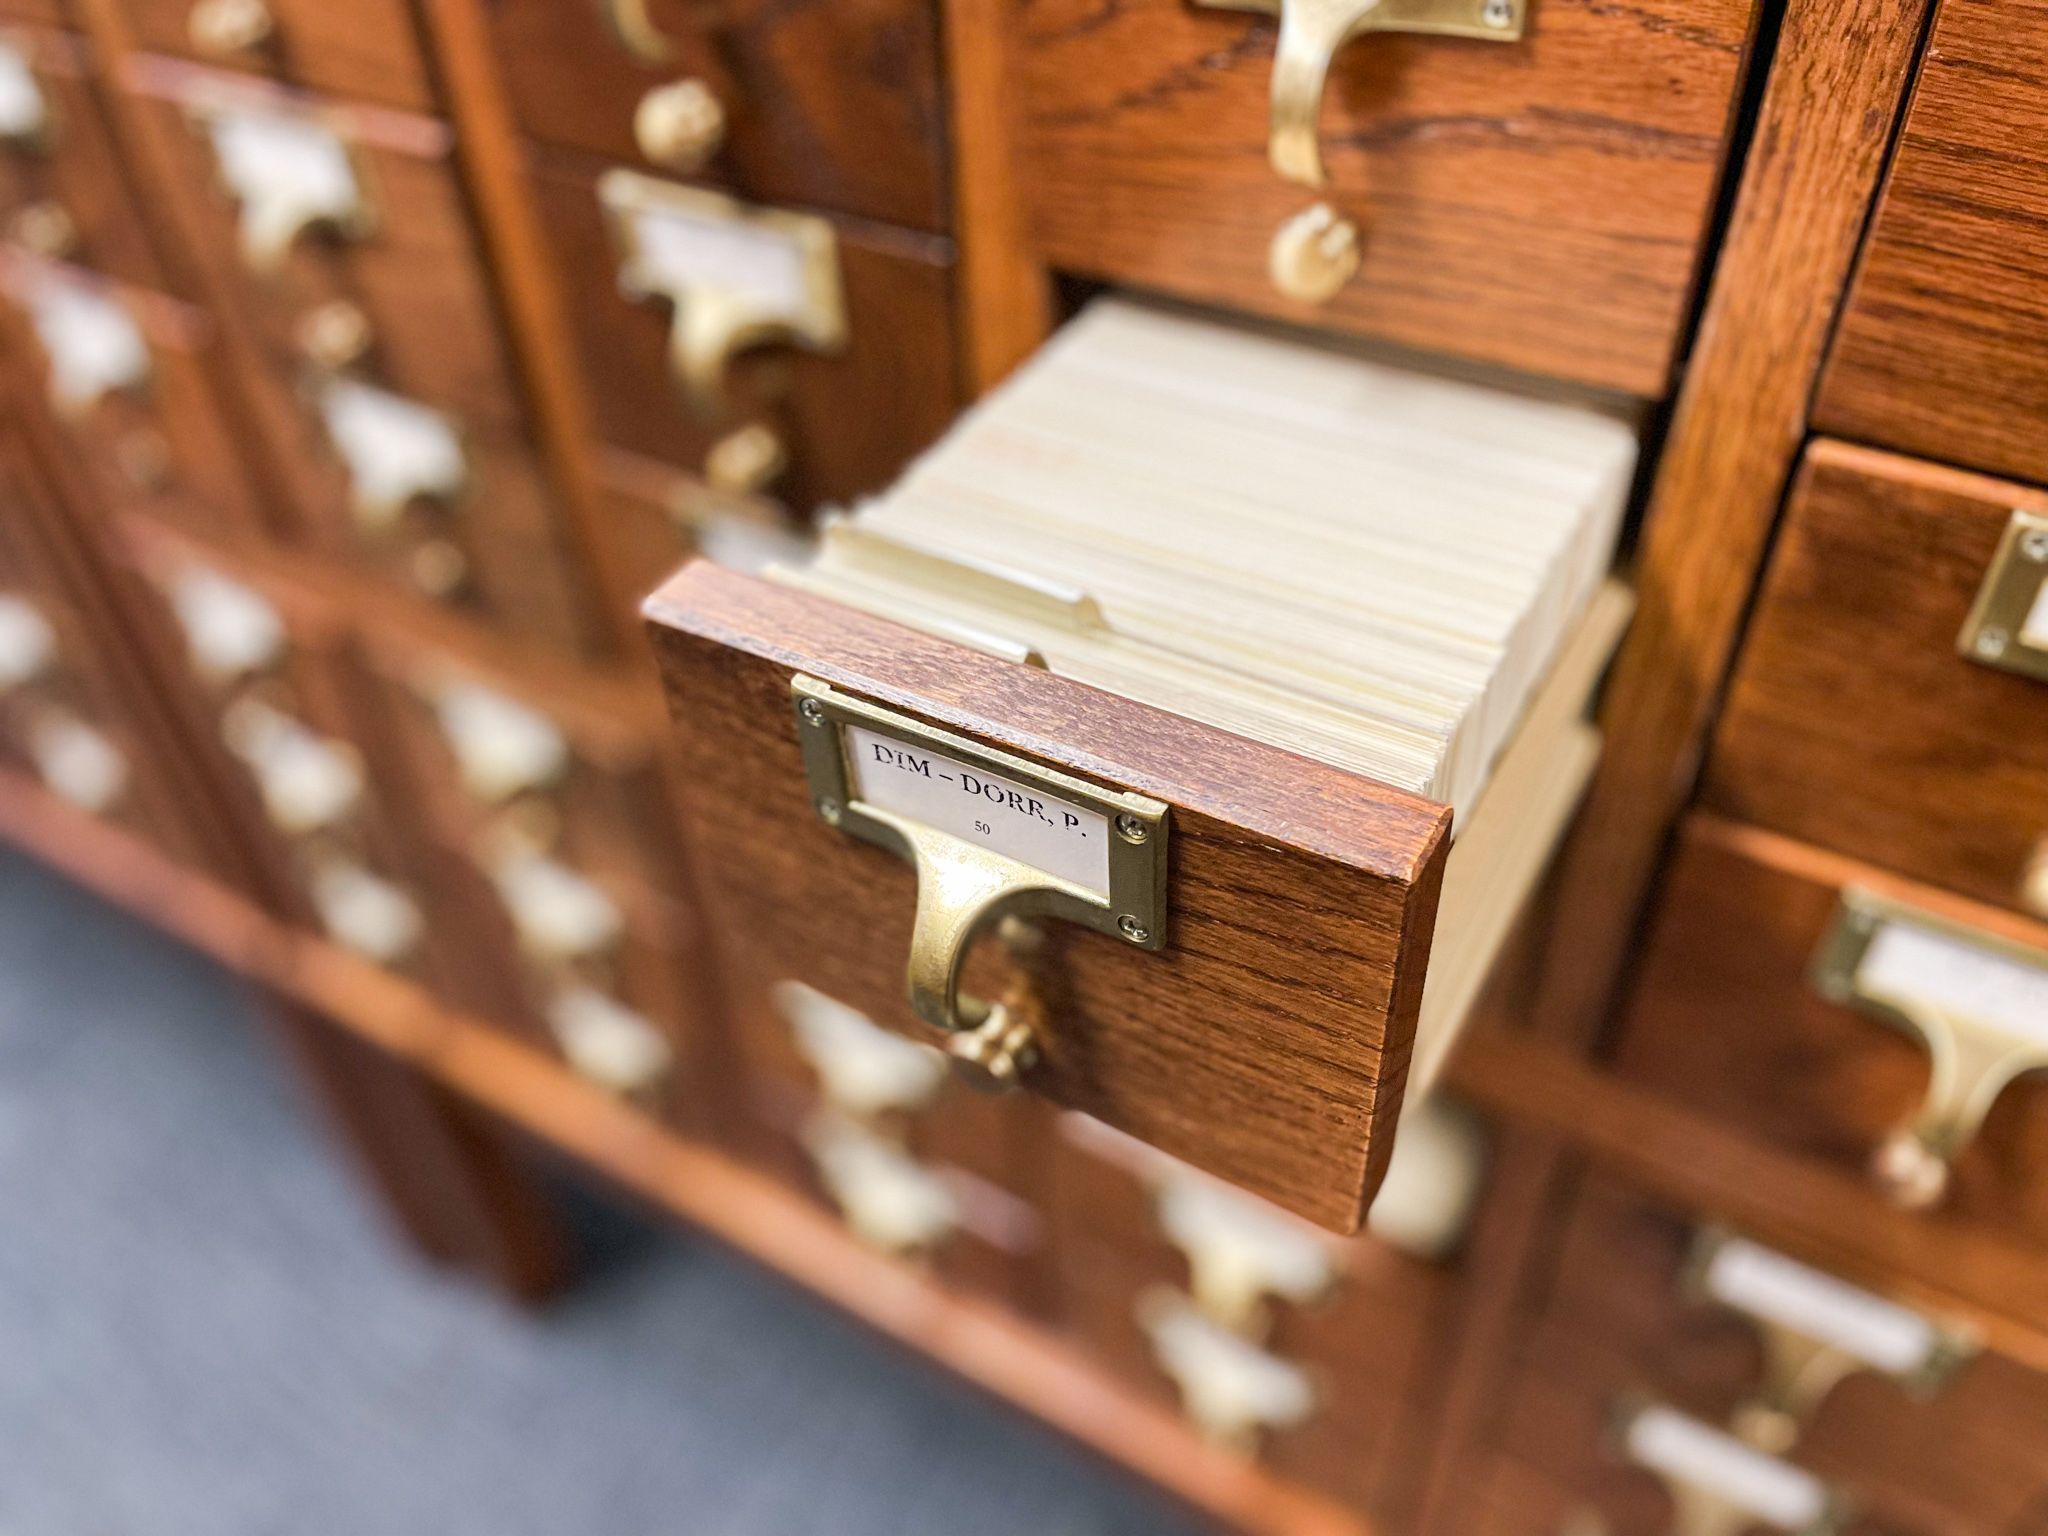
[1471,1166,2048,1536]
[107,516,708,1109]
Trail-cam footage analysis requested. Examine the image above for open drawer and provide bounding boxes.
[644,300,1633,1231]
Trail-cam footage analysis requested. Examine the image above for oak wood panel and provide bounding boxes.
[1009,0,1760,397]
[1705,440,2048,917]
[645,562,1451,1232]
[1519,0,1938,1052]
[0,25,165,286]
[528,145,961,518]
[0,769,1368,1536]
[1816,0,2048,485]
[112,0,437,111]
[481,0,946,233]
[125,64,526,434]
[1607,817,2048,1311]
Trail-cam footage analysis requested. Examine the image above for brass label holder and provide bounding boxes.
[1195,0,1526,188]
[1811,888,2048,1208]
[1957,508,2048,683]
[792,676,1167,1066]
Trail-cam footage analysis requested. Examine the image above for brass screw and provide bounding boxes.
[1481,0,1514,28]
[2021,527,2048,563]
[799,698,826,726]
[816,796,842,825]
[1974,626,2011,660]
[188,0,274,56]
[1118,914,1149,943]
[704,423,787,494]
[633,79,727,171]
[294,300,373,371]
[1268,203,1362,305]
[1115,812,1149,844]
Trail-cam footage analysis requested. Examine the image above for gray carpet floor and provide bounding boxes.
[0,848,1201,1535]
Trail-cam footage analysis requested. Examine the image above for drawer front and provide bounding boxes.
[1705,442,2048,920]
[1046,1114,1466,1523]
[0,257,271,539]
[113,0,436,113]
[719,967,1051,1310]
[1815,0,2048,485]
[483,0,946,232]
[1010,0,1759,397]
[531,150,959,517]
[232,347,605,657]
[0,28,163,286]
[1613,817,2048,1298]
[1476,1170,2048,1536]
[130,66,522,432]
[645,562,1452,1234]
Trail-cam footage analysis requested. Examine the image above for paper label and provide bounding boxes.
[626,202,812,316]
[1625,1406,1828,1530]
[2022,577,2048,649]
[1704,1237,1938,1375]
[317,381,466,519]
[207,110,360,227]
[0,44,46,140]
[1855,917,2048,1049]
[844,723,1111,897]
[26,280,150,410]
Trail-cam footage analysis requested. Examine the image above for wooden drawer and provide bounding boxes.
[113,516,455,980]
[0,255,271,539]
[1008,0,1760,396]
[1469,1167,2048,1536]
[127,62,522,433]
[594,445,813,607]
[1815,0,2048,486]
[111,0,435,113]
[1705,441,2048,920]
[644,563,1454,1233]
[717,968,1052,1311]
[231,361,606,658]
[0,27,163,286]
[530,148,959,516]
[1045,1104,1485,1525]
[1611,816,2048,1313]
[481,0,945,233]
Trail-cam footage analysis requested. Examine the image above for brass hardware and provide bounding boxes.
[602,171,846,420]
[430,680,570,804]
[0,594,57,692]
[166,565,286,684]
[294,300,373,372]
[20,274,151,415]
[1196,0,1524,188]
[306,855,423,963]
[793,675,1167,1052]
[1811,890,2048,1210]
[188,0,274,57]
[314,380,470,532]
[1685,1229,1976,1455]
[8,200,75,260]
[407,539,470,600]
[776,979,949,1118]
[0,43,51,149]
[546,985,671,1098]
[25,706,127,811]
[634,79,726,171]
[194,104,374,273]
[1268,203,1361,303]
[1614,1402,1848,1536]
[1138,1287,1315,1452]
[944,999,1039,1093]
[219,697,364,834]
[1156,1168,1336,1333]
[601,0,674,65]
[704,421,787,493]
[1958,508,2048,683]
[800,1109,961,1256]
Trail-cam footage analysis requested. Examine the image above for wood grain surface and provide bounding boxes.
[111,0,440,112]
[1816,0,2048,485]
[1009,0,1761,396]
[645,561,1451,1231]
[481,0,947,233]
[1705,439,2048,917]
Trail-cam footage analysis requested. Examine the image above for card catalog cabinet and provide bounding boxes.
[1705,441,2048,922]
[110,0,438,113]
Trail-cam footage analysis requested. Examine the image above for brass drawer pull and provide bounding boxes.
[196,105,375,273]
[314,380,471,533]
[1686,1230,1975,1453]
[220,697,365,834]
[17,271,152,415]
[1811,889,2048,1210]
[546,985,671,1098]
[430,680,570,806]
[602,171,845,422]
[1957,507,2048,684]
[26,707,127,812]
[307,856,423,963]
[800,1109,961,1256]
[775,979,949,1119]
[1195,0,1525,189]
[634,79,726,172]
[1609,1403,1848,1536]
[1155,1168,1336,1333]
[167,566,287,685]
[1139,1288,1316,1451]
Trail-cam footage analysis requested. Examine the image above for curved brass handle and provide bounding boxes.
[1872,1009,2047,1209]
[1198,0,1525,189]
[1616,1403,1847,1536]
[602,0,674,66]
